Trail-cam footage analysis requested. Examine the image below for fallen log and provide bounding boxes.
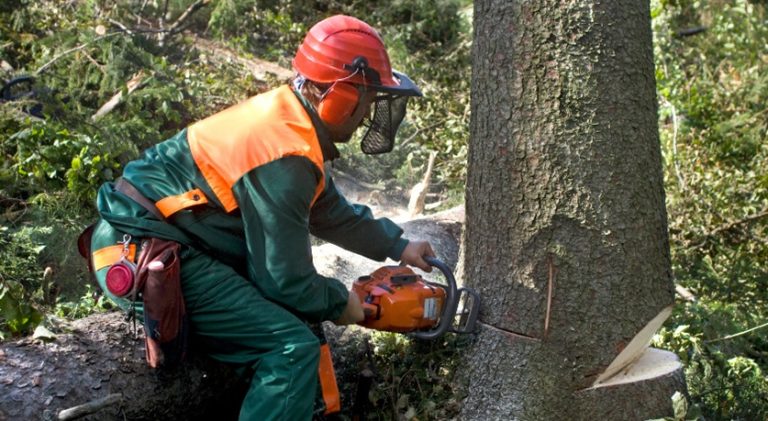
[0,208,464,420]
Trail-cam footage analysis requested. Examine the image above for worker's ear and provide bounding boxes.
[317,82,360,126]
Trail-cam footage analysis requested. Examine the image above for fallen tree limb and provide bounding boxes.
[58,393,122,421]
[92,71,147,121]
[704,320,768,344]
[165,0,212,36]
[190,36,294,82]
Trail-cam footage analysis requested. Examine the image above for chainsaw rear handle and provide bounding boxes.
[1,76,36,101]
[411,256,459,340]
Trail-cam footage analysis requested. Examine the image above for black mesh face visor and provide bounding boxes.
[360,94,409,155]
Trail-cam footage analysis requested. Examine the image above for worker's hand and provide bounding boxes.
[399,240,436,272]
[333,290,364,325]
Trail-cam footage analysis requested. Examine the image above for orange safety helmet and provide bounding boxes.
[293,15,418,94]
[293,15,422,154]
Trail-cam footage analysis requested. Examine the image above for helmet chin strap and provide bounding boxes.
[292,75,306,91]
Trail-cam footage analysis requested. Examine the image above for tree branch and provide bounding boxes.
[688,207,768,249]
[58,393,122,420]
[166,0,212,36]
[704,320,768,344]
[35,33,120,75]
[91,71,148,121]
[660,97,686,191]
[399,119,448,148]
[108,18,134,35]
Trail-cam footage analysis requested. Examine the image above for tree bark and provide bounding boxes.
[458,1,684,419]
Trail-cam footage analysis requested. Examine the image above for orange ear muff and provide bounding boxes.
[317,83,360,126]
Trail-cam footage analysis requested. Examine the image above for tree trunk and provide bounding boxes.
[458,1,685,419]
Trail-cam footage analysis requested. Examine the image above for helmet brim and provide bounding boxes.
[372,71,422,97]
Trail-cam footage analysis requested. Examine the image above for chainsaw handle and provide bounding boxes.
[411,256,459,340]
[1,76,36,101]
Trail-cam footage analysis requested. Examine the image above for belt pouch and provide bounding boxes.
[136,238,188,369]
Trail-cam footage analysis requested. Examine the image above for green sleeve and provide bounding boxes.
[233,157,348,322]
[309,174,408,262]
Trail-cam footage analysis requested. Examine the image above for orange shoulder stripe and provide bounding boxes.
[155,188,208,218]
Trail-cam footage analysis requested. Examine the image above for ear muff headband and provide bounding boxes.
[317,82,360,126]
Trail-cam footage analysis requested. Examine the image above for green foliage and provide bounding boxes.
[653,0,768,418]
[363,331,469,420]
[1,118,125,201]
[654,306,768,420]
[0,225,44,338]
[208,0,307,64]
[55,284,114,320]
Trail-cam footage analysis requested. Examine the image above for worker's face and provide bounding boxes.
[327,89,377,143]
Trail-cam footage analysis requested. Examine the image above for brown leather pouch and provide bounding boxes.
[77,223,96,273]
[135,238,188,369]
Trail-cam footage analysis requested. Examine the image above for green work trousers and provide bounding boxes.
[91,220,320,420]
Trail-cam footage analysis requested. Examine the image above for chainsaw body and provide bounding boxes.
[352,256,480,340]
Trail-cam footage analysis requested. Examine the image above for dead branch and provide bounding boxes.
[58,393,123,421]
[704,320,768,344]
[190,36,294,81]
[35,33,120,76]
[108,18,134,35]
[674,284,696,302]
[688,207,768,249]
[399,119,448,148]
[163,0,212,38]
[91,71,147,121]
[330,169,386,191]
[660,96,686,191]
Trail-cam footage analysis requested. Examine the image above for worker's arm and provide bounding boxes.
[233,157,349,322]
[309,174,409,262]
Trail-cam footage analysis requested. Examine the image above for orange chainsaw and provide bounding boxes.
[352,256,480,340]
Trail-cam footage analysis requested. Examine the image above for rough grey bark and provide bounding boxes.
[0,210,464,420]
[458,1,683,419]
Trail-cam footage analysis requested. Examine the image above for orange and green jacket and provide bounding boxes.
[95,85,408,322]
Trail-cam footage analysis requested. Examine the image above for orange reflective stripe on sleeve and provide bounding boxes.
[155,188,209,218]
[318,343,341,414]
[92,244,137,271]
